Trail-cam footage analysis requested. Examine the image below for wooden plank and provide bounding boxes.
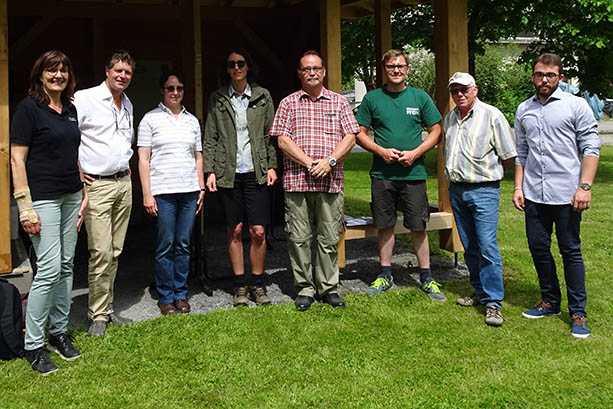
[374,0,391,87]
[433,0,467,253]
[319,0,342,92]
[344,211,454,240]
[9,2,181,19]
[338,211,454,268]
[0,0,12,273]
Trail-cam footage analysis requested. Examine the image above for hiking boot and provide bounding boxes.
[367,276,393,296]
[485,307,504,327]
[233,286,249,307]
[47,333,81,361]
[421,280,447,302]
[24,347,58,376]
[251,286,272,305]
[456,294,477,307]
[87,320,107,337]
[522,300,560,319]
[571,314,591,339]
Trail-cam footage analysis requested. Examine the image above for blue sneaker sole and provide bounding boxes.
[571,331,591,339]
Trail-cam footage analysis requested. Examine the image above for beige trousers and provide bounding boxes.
[84,176,132,321]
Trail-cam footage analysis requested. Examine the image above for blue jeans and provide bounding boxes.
[154,192,198,304]
[26,191,81,350]
[449,182,504,309]
[524,200,586,316]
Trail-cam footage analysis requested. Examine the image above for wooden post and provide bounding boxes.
[0,0,12,273]
[375,0,391,87]
[193,0,203,122]
[319,0,341,92]
[433,0,467,253]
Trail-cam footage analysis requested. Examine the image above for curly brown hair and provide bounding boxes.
[28,50,76,105]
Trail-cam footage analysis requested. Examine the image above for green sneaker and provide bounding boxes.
[421,280,447,302]
[367,276,393,296]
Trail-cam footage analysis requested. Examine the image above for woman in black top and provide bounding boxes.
[10,50,85,375]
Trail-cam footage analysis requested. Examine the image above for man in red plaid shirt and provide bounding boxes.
[270,50,359,311]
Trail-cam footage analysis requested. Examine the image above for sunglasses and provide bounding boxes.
[449,86,472,95]
[165,85,184,92]
[227,60,247,69]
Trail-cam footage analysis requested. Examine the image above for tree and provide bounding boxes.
[342,1,613,96]
[341,4,433,90]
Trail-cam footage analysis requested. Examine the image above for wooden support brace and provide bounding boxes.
[0,0,12,273]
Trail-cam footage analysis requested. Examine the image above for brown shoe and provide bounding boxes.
[158,302,177,315]
[233,286,249,307]
[251,286,272,305]
[174,299,191,313]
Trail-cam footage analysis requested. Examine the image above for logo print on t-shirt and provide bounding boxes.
[406,107,419,116]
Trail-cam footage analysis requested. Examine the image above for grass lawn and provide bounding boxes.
[1,147,612,409]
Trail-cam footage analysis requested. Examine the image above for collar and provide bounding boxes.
[532,85,564,104]
[454,98,480,120]
[229,83,252,99]
[299,86,331,101]
[158,102,186,116]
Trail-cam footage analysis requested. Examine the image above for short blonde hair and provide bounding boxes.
[381,49,408,65]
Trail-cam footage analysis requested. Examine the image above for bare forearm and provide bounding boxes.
[137,151,153,198]
[580,155,599,184]
[332,133,356,161]
[415,124,442,157]
[278,135,312,168]
[195,152,205,188]
[514,164,524,189]
[356,129,384,157]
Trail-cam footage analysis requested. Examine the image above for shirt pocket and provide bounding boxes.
[323,111,339,135]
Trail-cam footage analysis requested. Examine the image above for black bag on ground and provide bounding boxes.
[0,278,25,360]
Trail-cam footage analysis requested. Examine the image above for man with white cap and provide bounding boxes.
[443,72,516,326]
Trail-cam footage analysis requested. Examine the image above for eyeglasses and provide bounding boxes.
[299,66,324,74]
[533,72,559,80]
[164,85,184,92]
[384,64,408,71]
[449,86,472,95]
[227,60,247,69]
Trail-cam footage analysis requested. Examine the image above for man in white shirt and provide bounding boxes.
[74,51,135,337]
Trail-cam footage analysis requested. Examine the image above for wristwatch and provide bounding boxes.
[327,156,337,167]
[579,183,591,191]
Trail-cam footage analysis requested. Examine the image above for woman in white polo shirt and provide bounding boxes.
[137,72,205,316]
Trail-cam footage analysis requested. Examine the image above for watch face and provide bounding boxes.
[328,157,337,167]
[579,183,591,191]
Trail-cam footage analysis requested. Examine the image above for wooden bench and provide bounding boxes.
[338,209,455,268]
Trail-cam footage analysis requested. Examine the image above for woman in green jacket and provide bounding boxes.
[204,48,277,307]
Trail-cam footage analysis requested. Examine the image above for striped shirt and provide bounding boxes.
[443,99,516,183]
[515,87,600,204]
[269,88,359,193]
[137,103,202,196]
[229,84,254,173]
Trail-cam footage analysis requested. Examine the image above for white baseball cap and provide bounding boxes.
[448,72,476,87]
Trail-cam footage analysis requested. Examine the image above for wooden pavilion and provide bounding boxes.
[0,0,468,274]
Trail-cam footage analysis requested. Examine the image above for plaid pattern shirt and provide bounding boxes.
[270,88,359,193]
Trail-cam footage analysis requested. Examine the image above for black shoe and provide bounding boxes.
[24,347,58,375]
[295,295,314,311]
[47,333,81,361]
[322,292,346,308]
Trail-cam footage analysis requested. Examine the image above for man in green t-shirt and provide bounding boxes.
[355,49,445,301]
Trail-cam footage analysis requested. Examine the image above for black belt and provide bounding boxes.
[87,169,130,180]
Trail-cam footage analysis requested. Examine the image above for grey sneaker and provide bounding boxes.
[456,294,477,307]
[421,280,447,302]
[108,312,132,326]
[87,320,107,337]
[233,286,249,306]
[367,276,393,296]
[485,307,504,327]
[251,286,272,305]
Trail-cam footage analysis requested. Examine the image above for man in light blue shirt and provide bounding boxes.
[513,53,600,339]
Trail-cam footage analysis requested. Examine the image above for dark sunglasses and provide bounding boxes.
[165,85,184,92]
[227,60,247,69]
